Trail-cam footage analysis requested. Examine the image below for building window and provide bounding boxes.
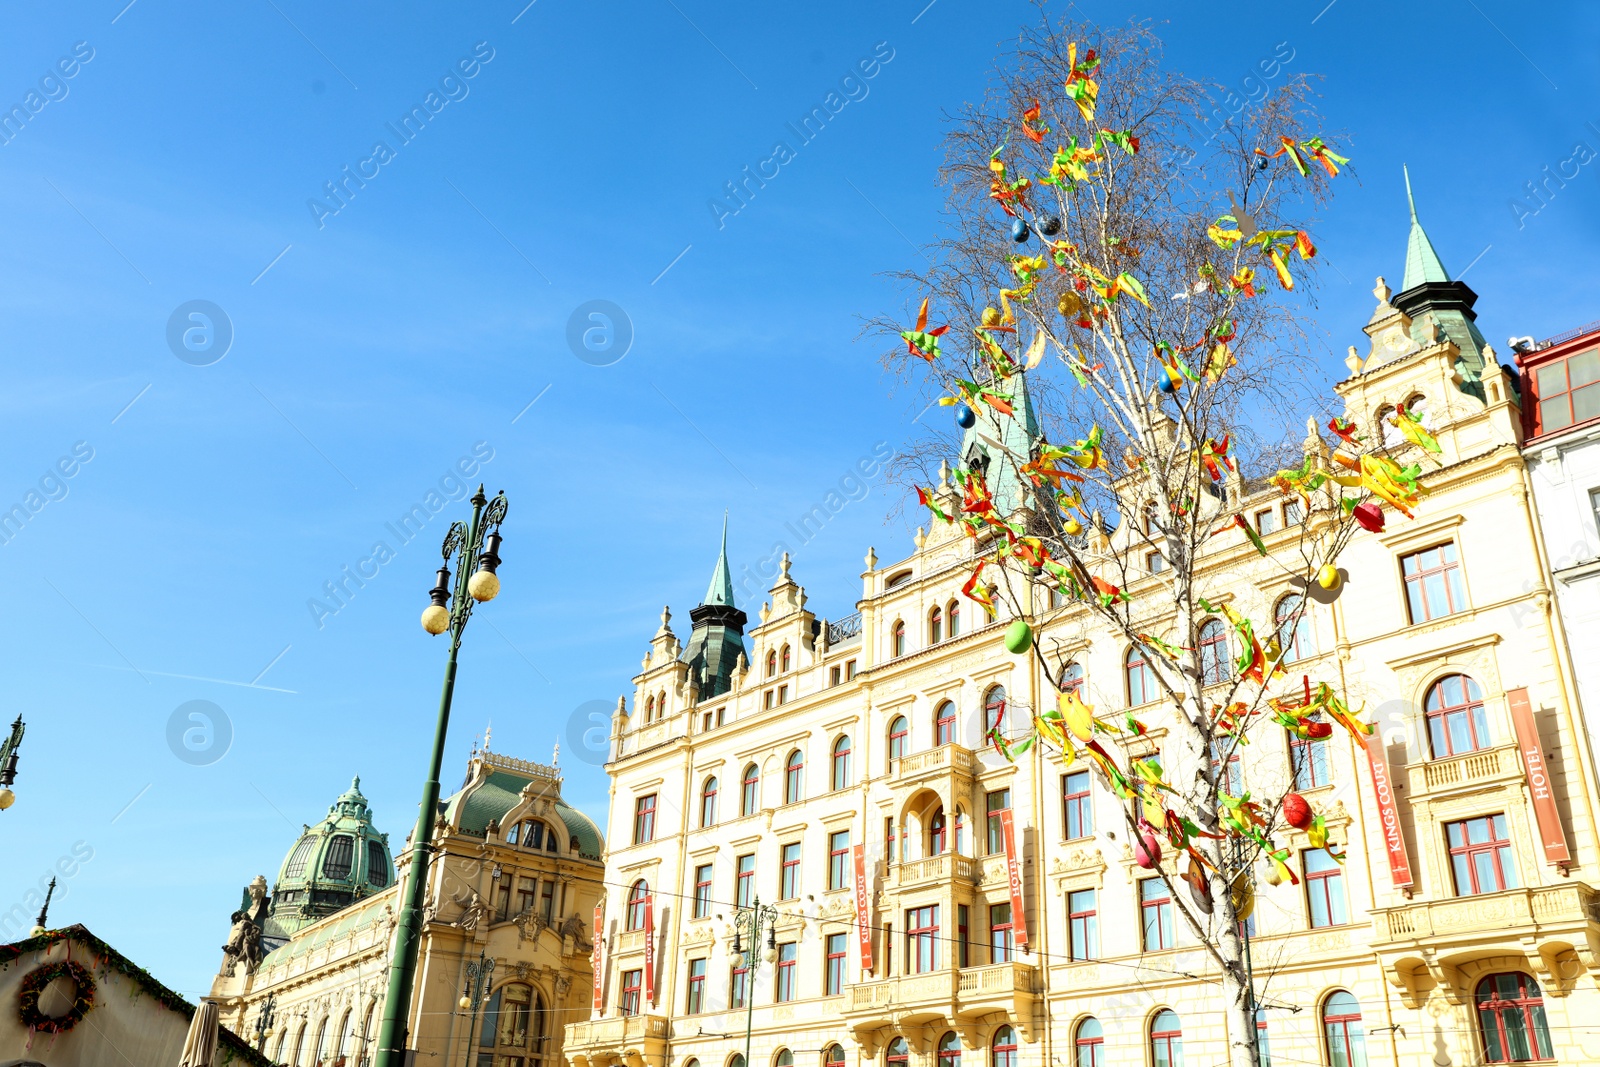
[1141,878,1174,950]
[1321,992,1366,1067]
[1199,618,1231,685]
[991,1026,1018,1067]
[929,811,947,855]
[736,853,755,908]
[1210,740,1243,795]
[1256,507,1278,534]
[1448,814,1518,895]
[1274,594,1314,662]
[1126,645,1158,705]
[1426,673,1491,757]
[778,684,789,705]
[1532,346,1600,434]
[741,764,760,816]
[885,1038,909,1067]
[692,864,713,918]
[1068,889,1098,960]
[885,817,899,865]
[764,689,775,710]
[935,700,957,746]
[828,831,850,891]
[892,620,907,658]
[1074,1018,1103,1067]
[781,645,791,672]
[846,659,858,679]
[1304,849,1346,928]
[1403,542,1467,622]
[780,842,802,900]
[686,958,707,1014]
[1149,1010,1183,1067]
[957,904,970,967]
[988,902,1013,963]
[948,601,961,637]
[930,606,943,643]
[825,1047,846,1067]
[825,933,847,995]
[938,1032,961,1067]
[831,736,852,791]
[700,777,718,828]
[1060,660,1085,696]
[1255,1009,1271,1067]
[830,665,841,687]
[775,942,797,1002]
[1063,770,1092,840]
[984,685,1007,735]
[1476,972,1554,1063]
[730,961,749,1010]
[633,794,656,844]
[1290,728,1330,790]
[1146,550,1166,574]
[767,650,777,677]
[784,749,805,803]
[907,904,940,973]
[620,969,642,1016]
[888,715,908,762]
[777,1051,793,1067]
[645,695,655,722]
[626,880,648,931]
[986,789,1011,854]
[322,834,355,879]
[1284,498,1304,524]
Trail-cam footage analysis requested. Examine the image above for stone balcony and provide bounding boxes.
[1407,742,1522,799]
[1370,883,1600,1007]
[564,1014,670,1067]
[894,743,978,783]
[889,852,981,890]
[843,962,1039,1040]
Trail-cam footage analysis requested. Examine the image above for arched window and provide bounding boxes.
[1150,1010,1183,1067]
[1426,674,1490,757]
[626,880,648,931]
[284,835,316,879]
[767,650,778,677]
[731,1057,747,1067]
[929,810,947,856]
[1126,646,1158,706]
[1322,992,1366,1067]
[831,736,852,791]
[984,686,1007,736]
[1476,972,1553,1063]
[1074,1017,1103,1067]
[657,691,666,718]
[333,1009,353,1065]
[937,1032,961,1067]
[935,700,957,746]
[892,620,907,658]
[888,715,908,762]
[1274,594,1314,662]
[781,645,791,672]
[312,1017,330,1067]
[954,808,968,855]
[700,776,718,828]
[776,1050,794,1067]
[1060,661,1085,696]
[645,696,655,721]
[948,600,961,637]
[885,1038,909,1067]
[930,607,943,644]
[741,764,760,816]
[290,1023,307,1067]
[824,1047,845,1067]
[1199,618,1231,686]
[991,1025,1018,1067]
[784,749,805,804]
[274,1029,289,1064]
[359,1002,376,1064]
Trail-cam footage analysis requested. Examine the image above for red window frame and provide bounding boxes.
[929,812,947,856]
[888,716,908,762]
[991,1026,1018,1067]
[828,830,850,890]
[1126,647,1157,705]
[619,969,642,1016]
[1322,994,1363,1067]
[1274,594,1312,662]
[632,794,656,844]
[1150,1011,1182,1067]
[824,932,847,995]
[626,880,648,931]
[700,777,717,828]
[1063,770,1092,840]
[1476,972,1554,1063]
[1074,1019,1103,1067]
[1529,344,1600,437]
[984,685,1008,735]
[775,942,797,1002]
[986,789,1011,854]
[735,853,754,908]
[907,904,940,973]
[1426,673,1491,758]
[692,864,712,918]
[1210,741,1243,795]
[948,601,960,637]
[885,817,899,865]
[929,606,943,644]
[831,737,851,791]
[1068,889,1098,960]
[1448,814,1518,896]
[730,961,749,1009]
[780,842,801,900]
[988,902,1013,964]
[935,700,956,746]
[957,904,969,967]
[781,645,791,672]
[1140,878,1174,950]
[766,650,777,677]
[824,1047,846,1067]
[937,1033,961,1067]
[685,958,706,1014]
[1403,543,1467,622]
[1304,850,1345,928]
[892,620,907,657]
[885,1039,909,1067]
[1199,618,1231,686]
[1060,661,1085,696]
[784,750,804,803]
[741,764,759,816]
[1290,730,1330,790]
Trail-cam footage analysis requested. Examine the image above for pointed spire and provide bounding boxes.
[1401,166,1451,291]
[703,513,736,607]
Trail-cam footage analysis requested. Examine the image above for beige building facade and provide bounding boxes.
[563,216,1600,1067]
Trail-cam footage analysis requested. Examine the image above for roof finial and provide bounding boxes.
[483,722,492,752]
[552,737,560,767]
[31,876,56,936]
[1404,163,1418,223]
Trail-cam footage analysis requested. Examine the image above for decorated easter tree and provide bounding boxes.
[886,18,1438,1067]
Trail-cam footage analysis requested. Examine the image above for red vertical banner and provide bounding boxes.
[852,843,874,972]
[643,892,656,1007]
[998,808,1028,948]
[1508,688,1572,865]
[1364,733,1414,888]
[591,903,605,1012]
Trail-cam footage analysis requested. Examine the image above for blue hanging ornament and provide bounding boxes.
[954,402,976,429]
[1039,214,1061,237]
[1010,218,1030,243]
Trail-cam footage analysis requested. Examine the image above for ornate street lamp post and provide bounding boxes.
[373,486,508,1067]
[254,992,278,1053]
[730,898,780,1067]
[0,714,26,810]
[458,950,497,1067]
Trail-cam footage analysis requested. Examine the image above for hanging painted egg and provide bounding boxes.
[1282,792,1313,830]
[1352,501,1385,532]
[1134,829,1162,869]
[1157,373,1177,394]
[955,402,976,429]
[1316,564,1341,590]
[1010,218,1030,243]
[1004,620,1033,654]
[1232,877,1255,921]
[1038,214,1062,236]
[1064,517,1083,535]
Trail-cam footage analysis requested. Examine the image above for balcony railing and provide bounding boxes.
[894,743,977,780]
[890,852,979,889]
[1374,884,1600,943]
[1415,743,1518,793]
[565,1014,669,1048]
[827,613,862,645]
[845,962,1038,1014]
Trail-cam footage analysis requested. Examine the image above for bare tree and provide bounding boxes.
[878,15,1436,1067]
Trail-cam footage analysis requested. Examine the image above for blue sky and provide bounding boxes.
[0,0,1595,997]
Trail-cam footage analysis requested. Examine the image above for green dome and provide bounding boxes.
[265,776,393,942]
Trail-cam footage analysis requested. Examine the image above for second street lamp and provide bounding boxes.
[0,713,26,811]
[373,485,508,1067]
[731,898,780,1067]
